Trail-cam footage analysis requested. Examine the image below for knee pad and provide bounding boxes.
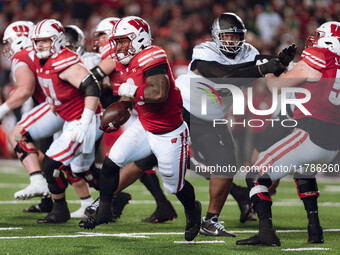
[14,131,38,161]
[64,166,82,184]
[74,164,100,190]
[43,156,68,194]
[102,157,120,176]
[246,171,272,203]
[293,172,319,199]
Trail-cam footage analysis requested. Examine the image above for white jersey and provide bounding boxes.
[176,41,259,120]
[80,51,101,69]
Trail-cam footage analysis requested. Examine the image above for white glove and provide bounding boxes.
[70,120,90,143]
[0,103,10,121]
[70,108,94,143]
[118,82,138,98]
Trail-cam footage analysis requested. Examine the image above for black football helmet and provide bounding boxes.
[212,12,246,55]
[64,25,85,55]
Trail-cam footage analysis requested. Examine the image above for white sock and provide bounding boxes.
[80,196,93,207]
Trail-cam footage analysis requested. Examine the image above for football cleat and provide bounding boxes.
[142,200,177,223]
[84,197,100,217]
[236,235,261,245]
[184,201,202,241]
[308,224,324,243]
[14,182,50,200]
[237,228,280,246]
[79,204,113,229]
[37,202,70,224]
[112,192,131,221]
[199,216,235,237]
[23,197,53,213]
[85,192,131,222]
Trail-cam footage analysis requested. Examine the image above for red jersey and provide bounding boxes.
[34,48,102,121]
[293,47,340,125]
[114,45,183,133]
[11,48,46,104]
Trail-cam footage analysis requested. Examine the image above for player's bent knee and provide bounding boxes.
[294,172,319,198]
[43,156,68,194]
[107,151,127,168]
[13,131,38,161]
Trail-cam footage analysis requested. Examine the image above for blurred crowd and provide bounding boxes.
[0,0,339,163]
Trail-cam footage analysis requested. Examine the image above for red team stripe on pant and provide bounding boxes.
[18,103,50,129]
[50,141,81,164]
[177,129,189,193]
[255,131,309,176]
[254,131,303,168]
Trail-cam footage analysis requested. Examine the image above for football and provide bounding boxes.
[100,101,133,133]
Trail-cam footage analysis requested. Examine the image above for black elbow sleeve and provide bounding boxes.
[90,66,106,82]
[79,74,101,97]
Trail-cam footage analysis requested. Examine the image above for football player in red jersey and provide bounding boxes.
[30,19,102,224]
[87,17,178,223]
[237,21,340,246]
[1,21,56,211]
[79,16,201,241]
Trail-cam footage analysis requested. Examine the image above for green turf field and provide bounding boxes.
[0,159,339,255]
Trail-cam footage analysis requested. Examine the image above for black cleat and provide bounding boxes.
[142,200,177,223]
[85,197,100,217]
[79,205,113,230]
[236,235,261,245]
[308,224,324,244]
[239,203,251,223]
[184,201,202,241]
[37,202,70,224]
[236,228,280,246]
[112,192,131,221]
[85,192,131,222]
[23,197,53,213]
[258,228,281,246]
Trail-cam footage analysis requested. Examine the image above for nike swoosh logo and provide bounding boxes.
[201,228,219,235]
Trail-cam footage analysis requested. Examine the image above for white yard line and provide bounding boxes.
[281,248,331,251]
[0,228,22,231]
[174,240,225,244]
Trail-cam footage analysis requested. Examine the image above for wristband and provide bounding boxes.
[80,108,95,125]
[135,86,145,101]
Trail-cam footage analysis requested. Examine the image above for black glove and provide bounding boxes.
[279,43,297,66]
[258,58,286,76]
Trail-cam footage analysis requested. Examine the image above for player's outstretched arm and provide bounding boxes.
[265,60,321,92]
[0,65,36,120]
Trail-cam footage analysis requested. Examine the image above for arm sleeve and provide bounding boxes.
[193,60,261,78]
[144,63,168,78]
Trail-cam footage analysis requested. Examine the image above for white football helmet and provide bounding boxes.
[306,21,340,55]
[2,21,34,60]
[110,16,152,65]
[31,19,65,59]
[92,17,120,52]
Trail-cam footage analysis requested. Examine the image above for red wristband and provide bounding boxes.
[135,86,145,101]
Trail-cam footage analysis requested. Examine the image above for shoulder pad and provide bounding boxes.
[136,45,167,70]
[301,47,326,71]
[51,48,81,71]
